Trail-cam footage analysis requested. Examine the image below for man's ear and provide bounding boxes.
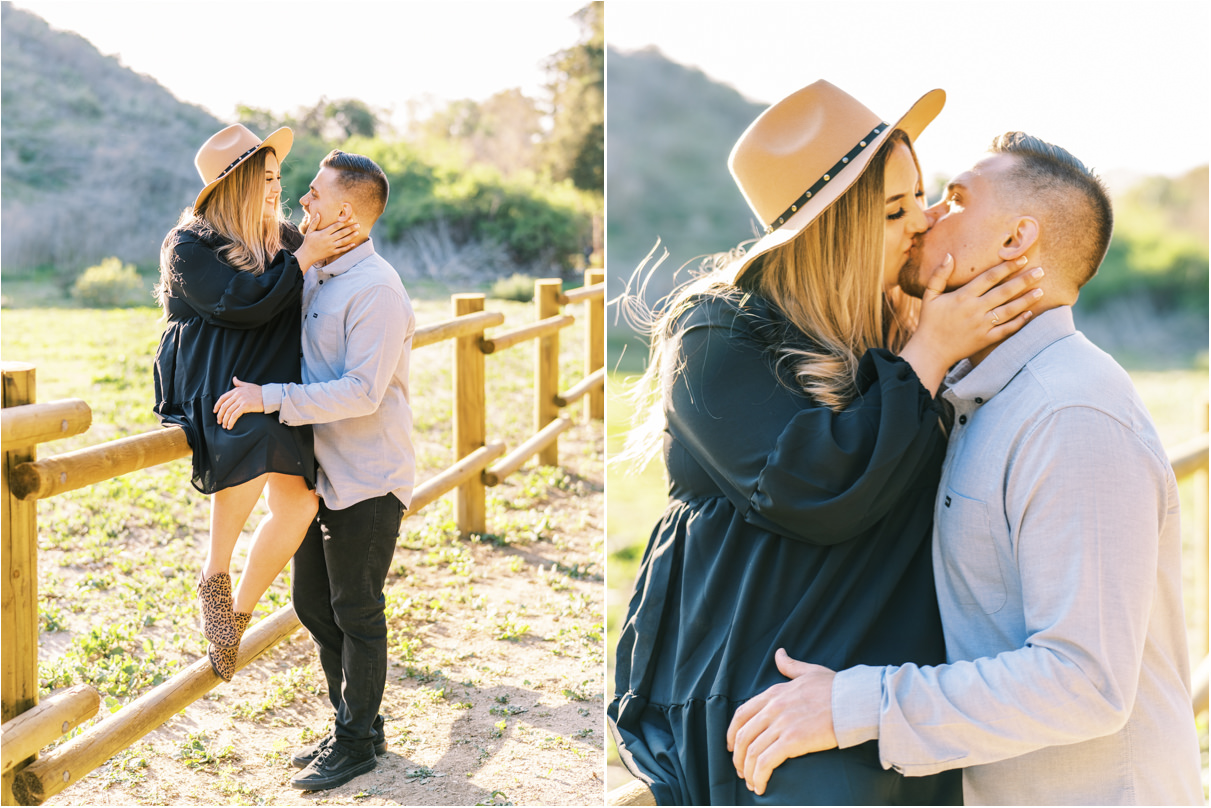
[996,216,1040,261]
[337,202,354,222]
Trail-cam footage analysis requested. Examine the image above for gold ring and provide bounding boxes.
[991,311,1000,324]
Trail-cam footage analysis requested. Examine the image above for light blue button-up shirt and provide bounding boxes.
[261,238,415,511]
[832,307,1202,805]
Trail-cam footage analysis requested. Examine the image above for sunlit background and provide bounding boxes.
[13,1,584,131]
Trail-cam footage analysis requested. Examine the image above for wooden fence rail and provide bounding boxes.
[0,272,604,805]
[0,401,91,448]
[0,686,99,777]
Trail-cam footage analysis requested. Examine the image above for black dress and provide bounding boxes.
[609,294,962,805]
[153,223,315,495]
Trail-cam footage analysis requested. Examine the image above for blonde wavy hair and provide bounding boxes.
[620,130,921,469]
[156,148,287,307]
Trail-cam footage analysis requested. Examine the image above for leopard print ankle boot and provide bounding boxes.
[207,610,253,682]
[197,571,236,646]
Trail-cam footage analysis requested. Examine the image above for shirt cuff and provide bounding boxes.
[261,383,284,414]
[831,665,884,749]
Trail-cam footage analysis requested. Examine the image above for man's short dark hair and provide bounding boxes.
[988,132,1113,288]
[321,149,389,223]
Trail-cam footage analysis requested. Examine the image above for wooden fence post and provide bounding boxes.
[2,362,39,806]
[535,280,562,466]
[453,294,487,537]
[586,269,605,422]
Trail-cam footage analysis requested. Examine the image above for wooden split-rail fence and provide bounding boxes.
[0,272,604,806]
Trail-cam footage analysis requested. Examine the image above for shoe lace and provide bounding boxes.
[312,741,340,769]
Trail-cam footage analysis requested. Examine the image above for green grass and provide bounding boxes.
[605,374,666,780]
[0,275,601,713]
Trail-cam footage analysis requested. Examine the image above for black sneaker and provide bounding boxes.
[291,718,387,769]
[289,742,377,791]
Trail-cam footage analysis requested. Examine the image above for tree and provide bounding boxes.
[237,99,385,141]
[320,98,380,139]
[476,89,543,175]
[235,105,282,137]
[542,1,603,194]
[411,90,543,177]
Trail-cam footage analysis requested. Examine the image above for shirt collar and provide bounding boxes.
[943,306,1077,405]
[317,237,376,278]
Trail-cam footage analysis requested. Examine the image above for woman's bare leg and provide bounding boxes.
[206,475,269,579]
[233,473,318,615]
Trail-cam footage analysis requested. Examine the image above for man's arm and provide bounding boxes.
[730,406,1168,793]
[267,286,413,425]
[214,285,413,429]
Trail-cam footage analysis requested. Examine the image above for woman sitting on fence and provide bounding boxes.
[152,124,357,681]
[609,81,1046,804]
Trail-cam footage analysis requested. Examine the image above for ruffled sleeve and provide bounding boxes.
[664,297,946,545]
[164,230,303,329]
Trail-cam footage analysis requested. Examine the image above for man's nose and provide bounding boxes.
[907,201,930,235]
[923,200,945,228]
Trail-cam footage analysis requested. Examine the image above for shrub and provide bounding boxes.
[338,138,596,272]
[72,257,145,307]
[490,273,537,302]
[1078,230,1209,315]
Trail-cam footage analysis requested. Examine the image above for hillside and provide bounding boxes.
[605,46,764,302]
[1,2,224,272]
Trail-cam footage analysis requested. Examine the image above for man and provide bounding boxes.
[727,132,1203,805]
[215,150,416,792]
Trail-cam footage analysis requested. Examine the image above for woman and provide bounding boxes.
[153,124,357,681]
[609,82,1043,804]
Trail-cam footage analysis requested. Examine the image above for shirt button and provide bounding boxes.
[299,352,304,358]
[975,397,984,404]
[312,313,317,318]
[319,280,323,285]
[958,415,968,425]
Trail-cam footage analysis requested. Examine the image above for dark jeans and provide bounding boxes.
[292,492,404,755]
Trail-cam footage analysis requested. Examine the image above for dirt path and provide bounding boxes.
[40,421,604,807]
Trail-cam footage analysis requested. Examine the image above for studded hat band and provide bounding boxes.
[214,145,260,183]
[765,123,889,234]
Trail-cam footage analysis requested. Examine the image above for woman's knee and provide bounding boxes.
[213,474,269,510]
[266,474,318,519]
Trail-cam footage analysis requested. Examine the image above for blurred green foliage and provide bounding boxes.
[71,257,144,308]
[354,137,595,268]
[1077,167,1209,314]
[490,273,538,303]
[270,132,596,271]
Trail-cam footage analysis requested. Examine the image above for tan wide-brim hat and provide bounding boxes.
[193,124,293,210]
[728,81,945,282]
